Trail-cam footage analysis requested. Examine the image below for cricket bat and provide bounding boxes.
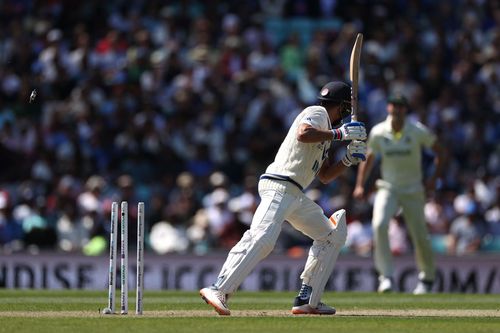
[349,33,363,122]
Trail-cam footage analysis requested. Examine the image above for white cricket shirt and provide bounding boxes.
[265,106,331,189]
[368,116,436,191]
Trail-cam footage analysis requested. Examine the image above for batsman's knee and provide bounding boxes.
[300,209,347,286]
[329,209,347,246]
[315,209,347,247]
[230,229,276,259]
[257,232,276,257]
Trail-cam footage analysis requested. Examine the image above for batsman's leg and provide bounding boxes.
[297,209,346,308]
[214,189,296,293]
[201,181,299,315]
[287,195,347,313]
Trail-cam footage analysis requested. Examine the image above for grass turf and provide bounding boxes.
[0,290,499,333]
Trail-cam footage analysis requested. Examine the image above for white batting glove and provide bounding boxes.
[332,122,367,141]
[342,140,367,167]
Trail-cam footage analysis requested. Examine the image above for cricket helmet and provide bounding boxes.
[318,81,351,103]
[318,81,352,119]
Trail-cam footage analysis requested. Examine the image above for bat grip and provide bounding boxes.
[351,96,358,122]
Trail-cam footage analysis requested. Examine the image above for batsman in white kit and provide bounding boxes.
[353,94,443,294]
[200,81,367,315]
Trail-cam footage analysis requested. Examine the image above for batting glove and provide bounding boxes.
[332,122,367,141]
[342,140,367,167]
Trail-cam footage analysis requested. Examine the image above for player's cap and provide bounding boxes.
[387,93,408,106]
[318,81,351,103]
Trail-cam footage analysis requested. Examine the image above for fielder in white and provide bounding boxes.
[353,94,444,294]
[200,81,367,315]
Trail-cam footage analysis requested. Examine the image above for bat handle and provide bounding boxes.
[351,106,357,121]
[351,91,358,122]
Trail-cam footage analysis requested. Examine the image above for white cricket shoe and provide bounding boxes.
[200,287,230,315]
[291,297,336,315]
[413,280,433,295]
[377,276,393,293]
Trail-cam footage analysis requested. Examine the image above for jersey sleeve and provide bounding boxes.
[301,108,328,130]
[367,129,381,154]
[414,122,436,148]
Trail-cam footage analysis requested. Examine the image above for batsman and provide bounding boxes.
[200,81,367,315]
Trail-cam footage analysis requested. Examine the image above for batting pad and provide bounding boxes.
[300,209,347,307]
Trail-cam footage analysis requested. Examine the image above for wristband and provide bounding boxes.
[331,128,342,141]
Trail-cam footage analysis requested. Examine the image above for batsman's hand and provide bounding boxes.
[332,122,367,141]
[342,140,367,167]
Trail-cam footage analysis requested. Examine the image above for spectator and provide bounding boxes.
[204,188,239,248]
[0,190,24,252]
[447,202,485,256]
[0,0,498,256]
[484,184,500,238]
[345,218,373,257]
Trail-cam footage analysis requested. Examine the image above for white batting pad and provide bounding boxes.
[300,209,347,306]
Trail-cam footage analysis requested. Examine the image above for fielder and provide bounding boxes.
[353,94,443,294]
[200,81,367,315]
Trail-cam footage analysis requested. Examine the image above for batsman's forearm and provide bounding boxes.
[297,125,335,143]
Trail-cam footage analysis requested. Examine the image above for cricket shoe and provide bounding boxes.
[200,286,230,315]
[413,280,433,295]
[291,296,336,315]
[377,276,394,293]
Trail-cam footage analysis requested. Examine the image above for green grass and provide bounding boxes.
[0,290,499,333]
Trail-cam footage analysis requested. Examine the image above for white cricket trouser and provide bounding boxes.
[215,178,346,306]
[372,187,435,281]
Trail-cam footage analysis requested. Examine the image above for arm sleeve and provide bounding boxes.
[415,122,436,148]
[301,109,328,130]
[367,130,380,154]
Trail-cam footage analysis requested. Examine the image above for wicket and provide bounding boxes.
[136,202,145,315]
[107,202,118,314]
[120,201,128,314]
[105,201,145,315]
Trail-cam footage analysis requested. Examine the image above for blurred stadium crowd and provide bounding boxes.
[0,0,499,256]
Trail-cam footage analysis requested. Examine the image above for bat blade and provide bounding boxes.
[349,33,363,121]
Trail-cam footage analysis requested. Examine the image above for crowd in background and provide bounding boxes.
[0,0,499,257]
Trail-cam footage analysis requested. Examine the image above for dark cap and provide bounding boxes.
[318,81,351,103]
[387,93,408,106]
